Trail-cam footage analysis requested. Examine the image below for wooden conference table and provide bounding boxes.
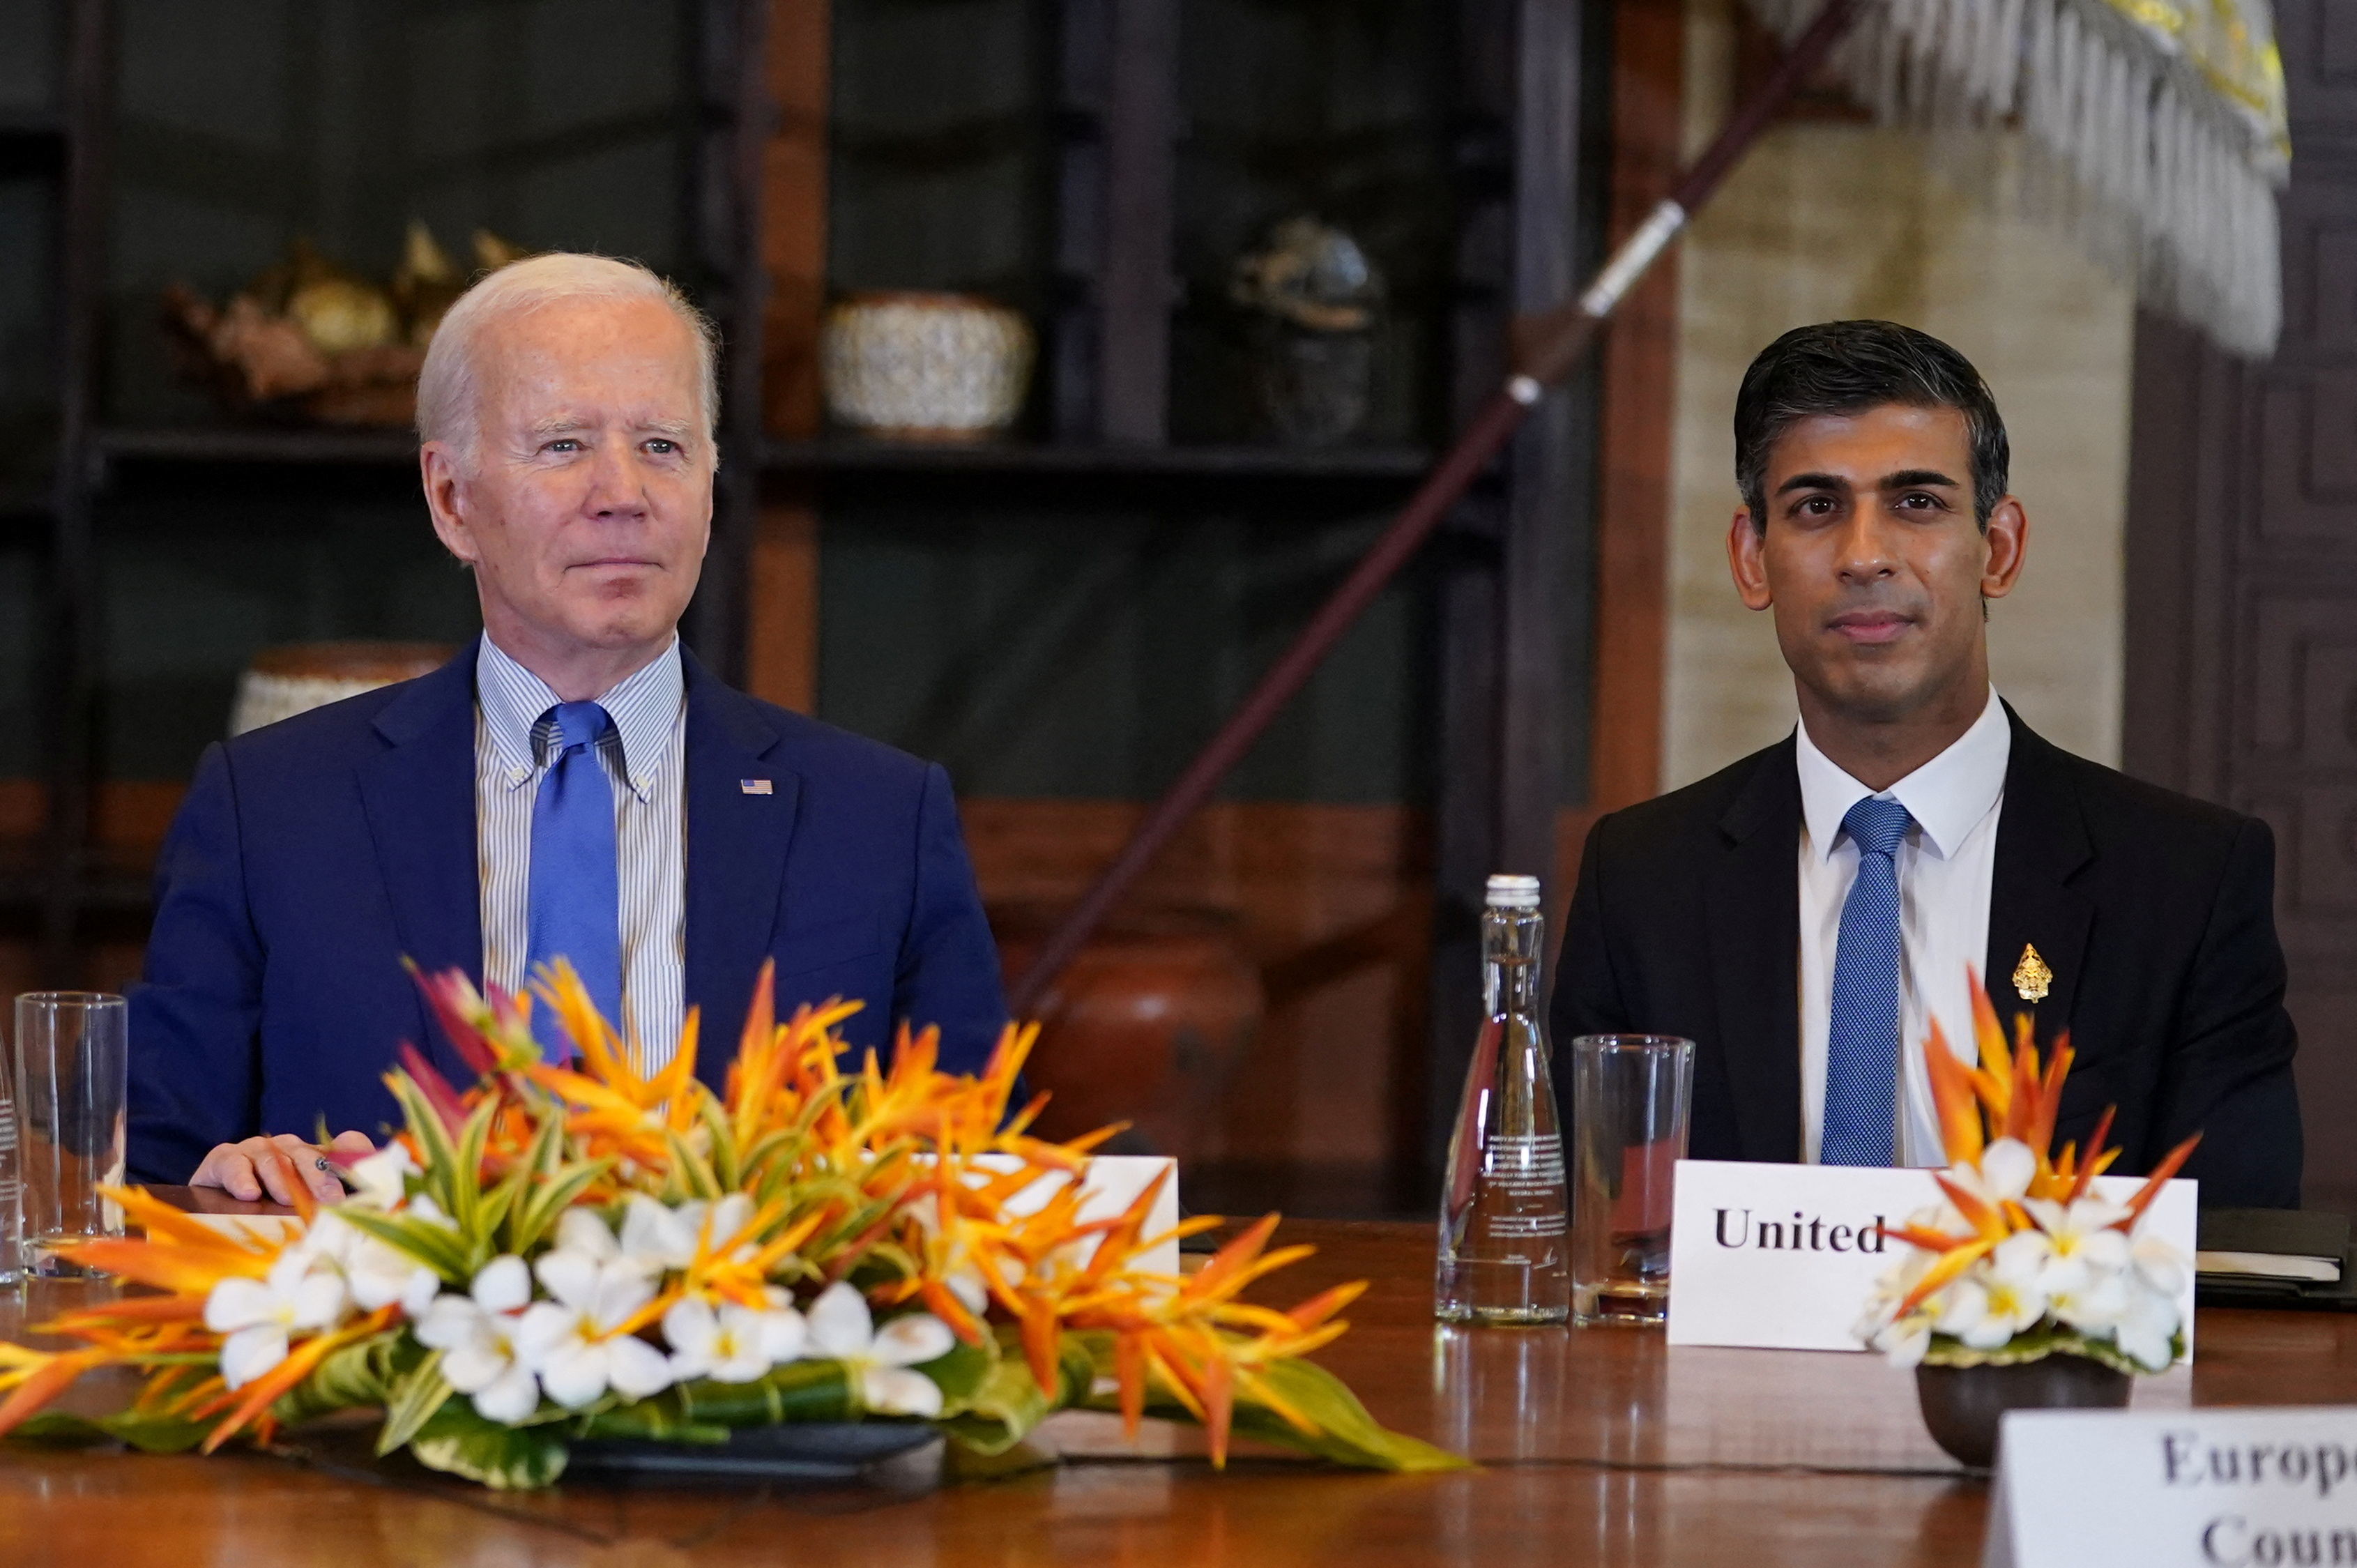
[1,1199,2350,1567]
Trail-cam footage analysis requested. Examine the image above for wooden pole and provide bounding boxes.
[1007,0,1866,1017]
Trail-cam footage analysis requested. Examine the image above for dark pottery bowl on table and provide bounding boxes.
[1914,1353,2131,1468]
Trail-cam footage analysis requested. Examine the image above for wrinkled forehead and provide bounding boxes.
[476,295,705,431]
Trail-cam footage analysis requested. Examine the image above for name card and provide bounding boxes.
[1986,1408,2357,1567]
[952,1154,1181,1277]
[1664,1159,2197,1355]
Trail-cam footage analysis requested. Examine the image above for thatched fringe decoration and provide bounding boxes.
[1742,0,2290,356]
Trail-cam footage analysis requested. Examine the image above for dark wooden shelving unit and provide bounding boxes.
[6,0,779,977]
[87,426,1434,484]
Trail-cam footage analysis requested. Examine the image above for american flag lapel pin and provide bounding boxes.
[740,779,772,796]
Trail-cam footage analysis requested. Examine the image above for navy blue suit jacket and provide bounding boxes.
[127,641,1009,1184]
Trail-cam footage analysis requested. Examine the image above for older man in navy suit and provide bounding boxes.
[128,253,1007,1202]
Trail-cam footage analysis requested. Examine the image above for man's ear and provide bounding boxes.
[1981,494,2028,601]
[1727,508,1773,611]
[420,443,478,565]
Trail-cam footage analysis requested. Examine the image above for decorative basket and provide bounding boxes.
[821,292,1034,441]
[229,642,452,736]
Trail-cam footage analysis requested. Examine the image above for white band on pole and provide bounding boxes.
[1578,199,1688,319]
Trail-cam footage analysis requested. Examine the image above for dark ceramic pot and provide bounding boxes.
[989,905,1263,1162]
[1914,1354,2132,1468]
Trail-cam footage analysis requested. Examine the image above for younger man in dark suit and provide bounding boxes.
[1553,320,2300,1205]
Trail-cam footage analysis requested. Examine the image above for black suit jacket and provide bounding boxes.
[1550,708,2302,1207]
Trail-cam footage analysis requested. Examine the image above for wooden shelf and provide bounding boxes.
[763,437,1433,481]
[93,426,420,470]
[88,427,1435,485]
[0,109,66,142]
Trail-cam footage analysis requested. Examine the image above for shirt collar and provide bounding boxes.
[475,634,685,802]
[1795,687,2010,863]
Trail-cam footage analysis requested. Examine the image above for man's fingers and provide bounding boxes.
[193,1134,365,1207]
[252,1143,307,1205]
[270,1135,345,1203]
[204,1151,264,1203]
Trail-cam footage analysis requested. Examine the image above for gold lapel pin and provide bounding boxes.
[2013,943,2053,1004]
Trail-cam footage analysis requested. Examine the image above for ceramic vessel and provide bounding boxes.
[1914,1353,2132,1468]
[229,641,451,736]
[821,291,1034,440]
[989,906,1263,1162]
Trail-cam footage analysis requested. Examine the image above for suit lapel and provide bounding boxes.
[353,641,484,1080]
[1983,708,2094,1044]
[1704,739,1804,1162]
[681,651,798,1089]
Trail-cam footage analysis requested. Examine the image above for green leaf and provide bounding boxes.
[408,1417,568,1491]
[271,1328,404,1427]
[505,1155,611,1259]
[447,1093,503,1240]
[1225,1357,1470,1472]
[376,1348,457,1456]
[99,1408,213,1455]
[917,1334,997,1411]
[7,1411,109,1447]
[335,1206,473,1285]
[386,1075,463,1210]
[699,1096,741,1192]
[673,1358,855,1427]
[571,1404,731,1444]
[1075,1337,1467,1473]
[938,1357,1053,1458]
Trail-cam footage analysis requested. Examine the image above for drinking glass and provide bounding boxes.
[0,1011,18,1286]
[15,993,128,1277]
[1569,1034,1693,1327]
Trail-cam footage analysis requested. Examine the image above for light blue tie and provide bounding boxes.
[526,701,622,1061]
[1822,796,1914,1166]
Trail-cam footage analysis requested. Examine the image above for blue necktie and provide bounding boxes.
[1822,796,1914,1166]
[526,701,622,1060]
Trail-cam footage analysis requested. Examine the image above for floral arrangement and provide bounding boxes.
[0,963,1458,1488]
[1854,980,2199,1376]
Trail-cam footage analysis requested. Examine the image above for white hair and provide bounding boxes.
[415,252,719,470]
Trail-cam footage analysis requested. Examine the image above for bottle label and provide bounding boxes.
[1481,1133,1567,1237]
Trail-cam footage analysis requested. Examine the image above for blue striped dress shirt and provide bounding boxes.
[475,636,687,1070]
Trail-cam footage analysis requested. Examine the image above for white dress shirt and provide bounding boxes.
[1797,687,2010,1166]
[475,635,688,1071]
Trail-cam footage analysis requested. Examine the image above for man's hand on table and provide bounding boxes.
[192,1129,377,1205]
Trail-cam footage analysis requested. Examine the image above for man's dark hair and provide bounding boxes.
[1733,320,2009,531]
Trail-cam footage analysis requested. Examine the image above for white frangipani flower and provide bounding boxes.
[2131,1233,2191,1299]
[514,1240,673,1409]
[616,1196,699,1274]
[300,1211,440,1317]
[204,1250,349,1390]
[2045,1265,2131,1335]
[415,1256,540,1423]
[2114,1279,2181,1371]
[1948,1139,2036,1205]
[804,1281,954,1417]
[1937,1241,2051,1351]
[662,1293,805,1385]
[344,1143,418,1210]
[2022,1196,2132,1293]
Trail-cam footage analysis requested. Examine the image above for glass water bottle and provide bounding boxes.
[1435,874,1570,1325]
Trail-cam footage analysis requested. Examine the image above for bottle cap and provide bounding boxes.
[1485,874,1541,908]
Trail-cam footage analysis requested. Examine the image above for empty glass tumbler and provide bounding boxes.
[15,992,129,1277]
[1435,875,1571,1325]
[1569,1033,1694,1327]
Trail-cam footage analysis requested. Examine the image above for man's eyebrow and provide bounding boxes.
[526,415,590,438]
[1880,468,1960,489]
[1775,471,1849,496]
